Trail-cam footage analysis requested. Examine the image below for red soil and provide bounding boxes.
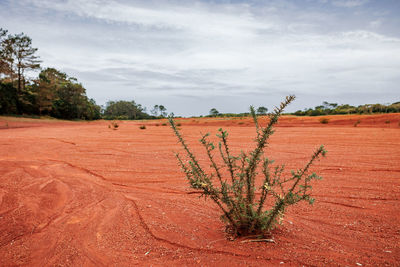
[0,114,399,266]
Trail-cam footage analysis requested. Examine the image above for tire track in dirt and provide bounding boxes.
[291,218,393,257]
[318,200,366,209]
[46,138,76,145]
[9,159,253,260]
[0,160,109,254]
[313,194,399,201]
[46,159,108,181]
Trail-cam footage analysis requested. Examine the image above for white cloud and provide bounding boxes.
[369,19,382,29]
[332,0,369,8]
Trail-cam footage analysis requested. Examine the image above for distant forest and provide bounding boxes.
[0,28,162,120]
[1,28,399,120]
[206,101,400,118]
[0,28,103,120]
[291,101,400,116]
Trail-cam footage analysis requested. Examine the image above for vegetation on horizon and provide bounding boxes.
[293,101,400,116]
[0,28,163,121]
[206,106,268,118]
[0,28,101,120]
[169,96,327,237]
[103,100,152,120]
[203,100,399,119]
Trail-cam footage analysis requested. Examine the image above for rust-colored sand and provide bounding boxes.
[0,114,399,266]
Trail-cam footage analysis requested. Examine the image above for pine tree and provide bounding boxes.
[0,31,41,113]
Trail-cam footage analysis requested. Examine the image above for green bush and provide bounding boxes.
[319,118,330,124]
[139,125,146,129]
[169,95,326,237]
[108,121,119,130]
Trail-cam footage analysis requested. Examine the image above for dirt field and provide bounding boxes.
[0,114,399,266]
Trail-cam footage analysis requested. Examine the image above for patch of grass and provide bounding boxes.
[319,118,330,124]
[139,125,146,129]
[161,123,167,126]
[169,95,326,238]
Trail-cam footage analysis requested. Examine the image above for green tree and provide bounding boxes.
[12,33,41,92]
[84,98,101,120]
[0,82,17,114]
[256,106,268,115]
[151,105,159,116]
[159,105,167,117]
[209,108,219,116]
[52,79,87,119]
[151,104,167,117]
[0,28,9,78]
[103,100,150,120]
[33,68,67,115]
[0,31,41,113]
[38,69,101,120]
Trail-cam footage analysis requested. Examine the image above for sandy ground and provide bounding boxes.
[0,114,399,266]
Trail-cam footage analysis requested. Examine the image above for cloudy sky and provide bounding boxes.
[1,0,399,116]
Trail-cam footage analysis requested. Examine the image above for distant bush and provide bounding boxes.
[319,118,329,124]
[108,121,119,130]
[103,100,152,120]
[354,120,361,127]
[169,95,326,237]
[139,125,146,129]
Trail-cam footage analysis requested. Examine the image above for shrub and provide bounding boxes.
[161,123,167,126]
[319,118,330,124]
[169,95,326,237]
[354,120,361,127]
[139,125,146,129]
[108,121,119,130]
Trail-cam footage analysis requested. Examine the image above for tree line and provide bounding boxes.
[292,101,400,116]
[0,28,103,119]
[204,101,400,118]
[0,28,170,120]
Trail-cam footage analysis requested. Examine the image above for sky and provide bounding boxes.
[1,0,399,116]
